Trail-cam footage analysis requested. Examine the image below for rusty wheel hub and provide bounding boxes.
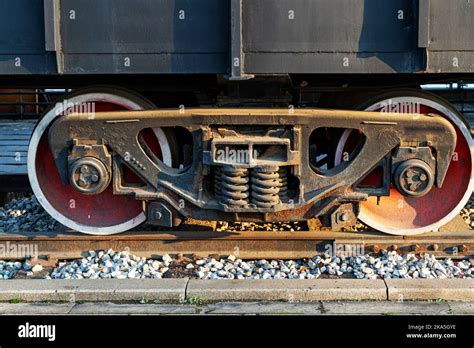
[70,157,110,195]
[394,159,434,197]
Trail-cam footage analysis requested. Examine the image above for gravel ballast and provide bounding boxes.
[0,196,58,233]
[0,249,472,281]
[188,251,473,281]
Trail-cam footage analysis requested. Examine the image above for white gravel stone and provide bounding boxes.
[151,260,161,269]
[214,262,224,270]
[0,260,22,279]
[162,254,173,263]
[104,260,114,268]
[31,264,43,273]
[184,247,473,281]
[3,241,474,281]
[363,267,374,274]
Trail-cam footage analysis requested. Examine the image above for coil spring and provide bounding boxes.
[251,167,280,208]
[278,167,288,202]
[220,166,250,207]
[214,167,222,198]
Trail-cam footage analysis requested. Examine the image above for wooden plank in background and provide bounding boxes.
[0,151,28,156]
[0,140,30,146]
[0,157,27,165]
[0,146,29,152]
[0,135,31,140]
[0,164,28,175]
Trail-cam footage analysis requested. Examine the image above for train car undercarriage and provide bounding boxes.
[25,87,473,236]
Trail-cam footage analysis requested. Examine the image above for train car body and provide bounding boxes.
[1,0,474,75]
[0,0,473,236]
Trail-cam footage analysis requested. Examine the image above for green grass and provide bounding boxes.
[186,296,205,305]
[428,298,446,304]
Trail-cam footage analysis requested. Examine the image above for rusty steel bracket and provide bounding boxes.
[325,203,359,229]
[48,108,457,222]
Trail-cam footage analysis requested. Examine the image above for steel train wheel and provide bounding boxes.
[28,87,175,235]
[334,90,474,235]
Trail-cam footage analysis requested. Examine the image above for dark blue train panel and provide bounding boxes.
[59,0,230,74]
[0,0,56,74]
[243,0,423,74]
[0,0,473,76]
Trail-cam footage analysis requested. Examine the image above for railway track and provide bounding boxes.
[1,217,472,261]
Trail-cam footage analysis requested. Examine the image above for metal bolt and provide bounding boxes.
[154,211,163,220]
[340,213,349,222]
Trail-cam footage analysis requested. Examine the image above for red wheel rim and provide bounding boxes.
[28,90,171,234]
[335,96,473,234]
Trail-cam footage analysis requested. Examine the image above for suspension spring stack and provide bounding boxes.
[214,166,222,199]
[216,165,289,208]
[251,166,281,208]
[278,167,288,202]
[220,166,250,207]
